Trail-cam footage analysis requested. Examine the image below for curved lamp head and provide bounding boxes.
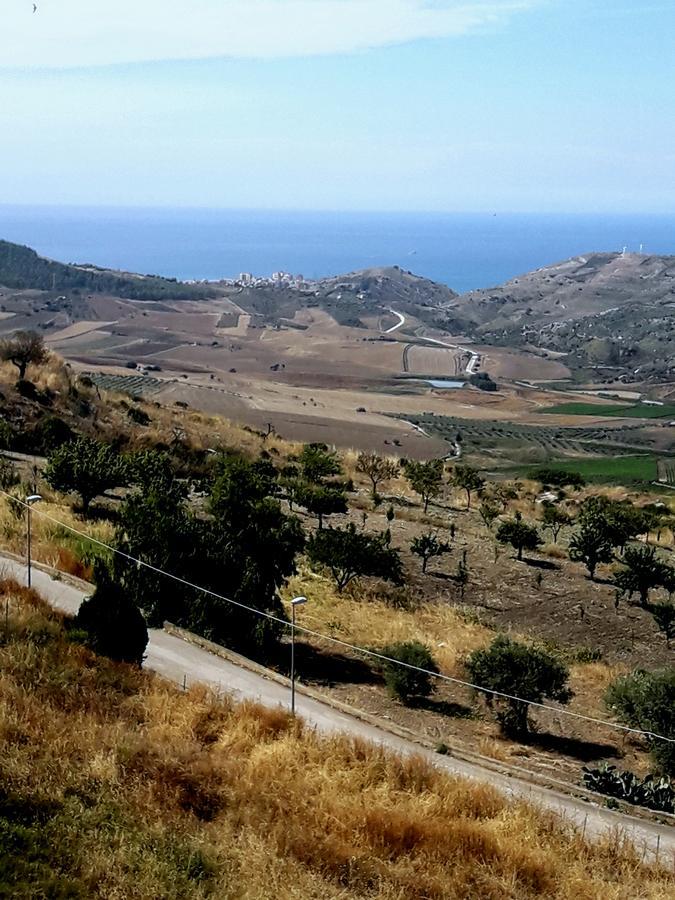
[26,494,42,505]
[291,596,307,607]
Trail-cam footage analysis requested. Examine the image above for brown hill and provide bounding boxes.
[446,253,675,383]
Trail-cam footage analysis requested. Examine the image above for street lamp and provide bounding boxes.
[290,596,307,716]
[25,494,42,589]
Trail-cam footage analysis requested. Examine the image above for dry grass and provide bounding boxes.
[115,397,301,460]
[0,351,301,466]
[1,581,672,900]
[0,354,72,396]
[0,493,114,577]
[283,565,491,678]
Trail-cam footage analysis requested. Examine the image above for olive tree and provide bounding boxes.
[541,503,572,543]
[569,521,614,580]
[0,330,48,380]
[356,451,398,504]
[478,500,500,530]
[402,458,444,513]
[614,545,674,608]
[451,464,484,509]
[293,442,348,526]
[307,523,403,592]
[298,442,341,482]
[294,481,347,529]
[44,436,129,515]
[496,512,541,561]
[466,636,573,739]
[410,531,451,573]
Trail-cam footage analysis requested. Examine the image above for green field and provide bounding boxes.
[527,456,659,485]
[541,401,675,419]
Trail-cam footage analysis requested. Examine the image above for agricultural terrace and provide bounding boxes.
[542,402,675,419]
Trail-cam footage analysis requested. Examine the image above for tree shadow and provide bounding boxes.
[417,696,476,719]
[528,731,619,763]
[276,641,380,687]
[85,504,120,524]
[522,557,559,570]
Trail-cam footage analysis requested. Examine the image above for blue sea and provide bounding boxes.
[0,206,673,294]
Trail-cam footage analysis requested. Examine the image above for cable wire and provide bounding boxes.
[4,489,674,745]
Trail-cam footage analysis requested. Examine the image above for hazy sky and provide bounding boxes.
[1,0,674,212]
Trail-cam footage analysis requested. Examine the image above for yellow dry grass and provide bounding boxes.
[282,566,634,752]
[283,565,491,677]
[0,492,114,578]
[1,581,672,900]
[111,396,301,459]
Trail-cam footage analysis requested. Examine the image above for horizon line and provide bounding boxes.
[0,202,673,219]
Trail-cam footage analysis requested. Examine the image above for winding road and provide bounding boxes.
[418,334,481,375]
[2,553,673,862]
[384,308,406,333]
[385,309,480,376]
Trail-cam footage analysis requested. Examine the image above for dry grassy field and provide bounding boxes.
[32,289,649,459]
[1,582,673,900]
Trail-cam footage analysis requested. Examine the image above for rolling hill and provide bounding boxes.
[445,253,675,383]
[0,239,215,301]
[3,238,675,384]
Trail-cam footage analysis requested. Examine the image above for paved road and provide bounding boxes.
[420,335,481,375]
[2,555,673,861]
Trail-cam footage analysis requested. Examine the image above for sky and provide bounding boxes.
[1,0,674,212]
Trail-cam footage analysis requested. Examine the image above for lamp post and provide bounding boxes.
[290,596,307,716]
[25,494,42,589]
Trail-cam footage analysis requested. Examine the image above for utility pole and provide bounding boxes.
[26,494,42,588]
[290,596,307,716]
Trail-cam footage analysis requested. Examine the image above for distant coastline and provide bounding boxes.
[0,205,672,294]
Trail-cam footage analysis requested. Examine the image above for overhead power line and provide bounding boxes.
[3,489,674,746]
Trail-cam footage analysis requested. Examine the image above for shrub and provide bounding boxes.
[380,641,439,705]
[31,415,75,454]
[15,379,40,401]
[469,372,498,392]
[0,418,14,450]
[652,602,675,646]
[127,406,151,426]
[0,456,19,491]
[74,562,148,665]
[535,468,585,489]
[605,669,675,774]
